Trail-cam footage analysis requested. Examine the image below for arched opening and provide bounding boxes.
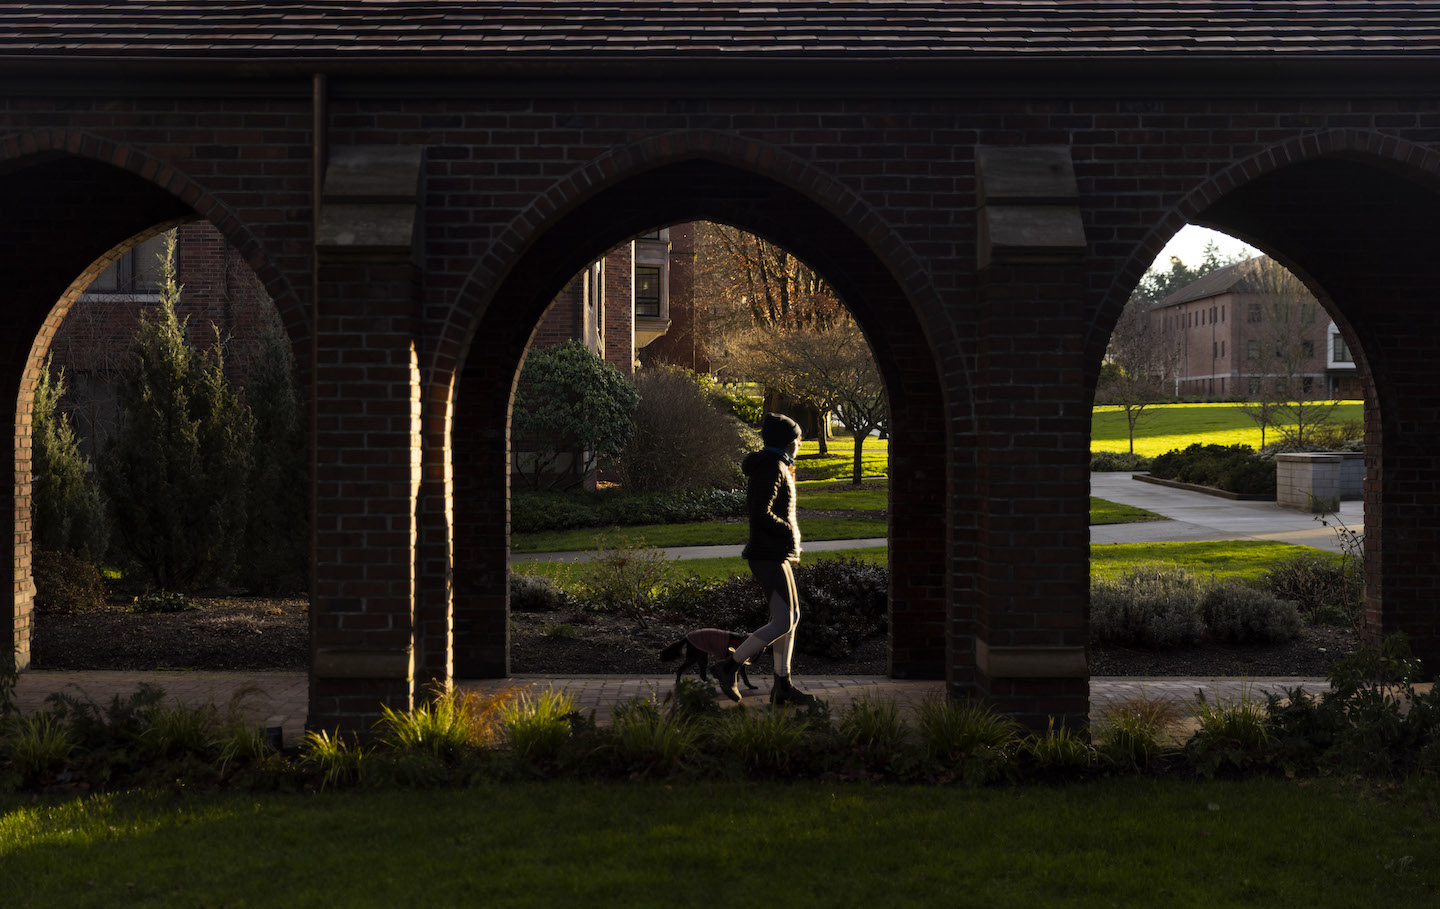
[443,157,951,696]
[0,151,307,676]
[1092,148,1440,679]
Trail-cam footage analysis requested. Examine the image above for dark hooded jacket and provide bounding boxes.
[741,449,801,563]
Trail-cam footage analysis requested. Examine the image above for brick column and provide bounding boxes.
[971,147,1091,730]
[308,147,427,734]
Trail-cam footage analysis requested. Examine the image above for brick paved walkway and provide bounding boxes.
[10,671,1332,749]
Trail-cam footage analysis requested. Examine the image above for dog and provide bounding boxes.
[659,628,759,689]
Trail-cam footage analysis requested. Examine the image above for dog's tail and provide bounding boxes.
[659,638,686,662]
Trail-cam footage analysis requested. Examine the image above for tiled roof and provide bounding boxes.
[1155,256,1277,307]
[5,2,1440,59]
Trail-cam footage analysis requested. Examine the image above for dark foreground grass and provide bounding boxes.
[3,778,1435,908]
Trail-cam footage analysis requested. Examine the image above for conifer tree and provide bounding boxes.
[31,355,107,558]
[98,230,253,590]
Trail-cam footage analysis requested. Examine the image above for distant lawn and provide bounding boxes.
[513,545,888,587]
[1093,401,1364,458]
[795,433,888,482]
[512,516,884,553]
[1089,496,1164,525]
[516,541,1316,590]
[797,478,887,511]
[1090,540,1333,584]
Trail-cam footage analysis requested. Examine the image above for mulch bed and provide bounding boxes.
[31,597,1359,679]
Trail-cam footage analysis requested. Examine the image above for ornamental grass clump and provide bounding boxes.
[606,694,700,776]
[916,696,1022,783]
[1186,686,1274,779]
[1095,694,1182,772]
[500,689,581,767]
[1020,719,1096,778]
[836,695,909,772]
[2,713,75,782]
[301,729,369,790]
[709,704,821,777]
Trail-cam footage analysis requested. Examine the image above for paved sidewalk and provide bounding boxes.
[11,670,1330,748]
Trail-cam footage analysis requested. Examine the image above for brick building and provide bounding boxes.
[10,5,1440,735]
[47,221,280,452]
[1149,256,1363,401]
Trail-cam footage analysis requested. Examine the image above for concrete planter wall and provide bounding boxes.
[1275,452,1364,512]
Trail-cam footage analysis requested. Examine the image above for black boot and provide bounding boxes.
[711,657,743,702]
[770,674,819,707]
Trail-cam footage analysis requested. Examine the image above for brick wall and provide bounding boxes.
[6,89,1440,731]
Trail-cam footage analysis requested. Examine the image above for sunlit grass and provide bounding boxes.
[1090,540,1337,584]
[1093,401,1364,457]
[513,546,889,587]
[512,515,884,552]
[1089,496,1164,525]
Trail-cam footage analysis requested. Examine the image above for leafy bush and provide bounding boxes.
[711,387,764,426]
[615,366,754,493]
[658,558,888,659]
[1089,451,1152,472]
[1148,443,1275,495]
[1090,564,1206,648]
[509,574,571,613]
[579,540,673,628]
[131,590,192,613]
[1198,581,1302,644]
[511,340,639,490]
[1264,551,1361,624]
[32,549,108,615]
[511,487,745,534]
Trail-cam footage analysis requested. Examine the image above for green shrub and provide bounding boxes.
[1089,451,1152,472]
[33,549,108,615]
[131,590,191,614]
[712,387,764,425]
[1198,580,1302,644]
[511,487,745,534]
[615,366,754,493]
[1264,551,1360,625]
[511,340,639,491]
[578,539,672,628]
[509,573,571,613]
[1148,443,1275,495]
[708,703,818,777]
[606,695,699,776]
[1090,564,1206,648]
[836,695,910,771]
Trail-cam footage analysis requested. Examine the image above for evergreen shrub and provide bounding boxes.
[614,366,754,493]
[1198,580,1302,643]
[32,549,108,614]
[1148,443,1275,495]
[1089,451,1152,472]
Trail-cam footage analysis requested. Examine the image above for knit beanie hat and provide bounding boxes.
[760,412,802,448]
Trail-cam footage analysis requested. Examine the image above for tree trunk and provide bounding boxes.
[852,432,865,486]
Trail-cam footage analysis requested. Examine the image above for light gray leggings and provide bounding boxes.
[732,560,799,677]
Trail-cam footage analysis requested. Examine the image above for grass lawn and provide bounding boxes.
[515,541,1307,592]
[1093,401,1364,458]
[795,432,889,481]
[1090,540,1331,584]
[3,779,1435,908]
[512,515,884,553]
[1089,496,1164,525]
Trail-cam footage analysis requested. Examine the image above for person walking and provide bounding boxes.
[711,412,819,707]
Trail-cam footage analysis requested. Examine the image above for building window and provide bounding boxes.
[86,236,165,295]
[1302,377,1314,394]
[1221,306,1225,322]
[1247,339,1259,359]
[1247,303,1262,323]
[1334,332,1353,363]
[634,265,662,318]
[1210,306,1217,323]
[1221,340,1226,357]
[1213,341,1218,358]
[1302,340,1315,357]
[1249,377,1261,394]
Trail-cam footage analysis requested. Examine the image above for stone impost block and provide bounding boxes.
[313,647,415,680]
[978,205,1087,268]
[976,145,1079,205]
[976,640,1088,679]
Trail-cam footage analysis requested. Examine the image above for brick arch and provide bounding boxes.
[0,135,306,671]
[1092,131,1440,668]
[433,139,955,686]
[1092,129,1440,354]
[0,131,308,350]
[433,129,954,397]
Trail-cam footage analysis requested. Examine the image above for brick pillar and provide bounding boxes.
[971,147,1091,730]
[452,350,510,678]
[308,146,427,734]
[602,244,634,376]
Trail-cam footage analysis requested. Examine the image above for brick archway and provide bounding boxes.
[432,152,955,699]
